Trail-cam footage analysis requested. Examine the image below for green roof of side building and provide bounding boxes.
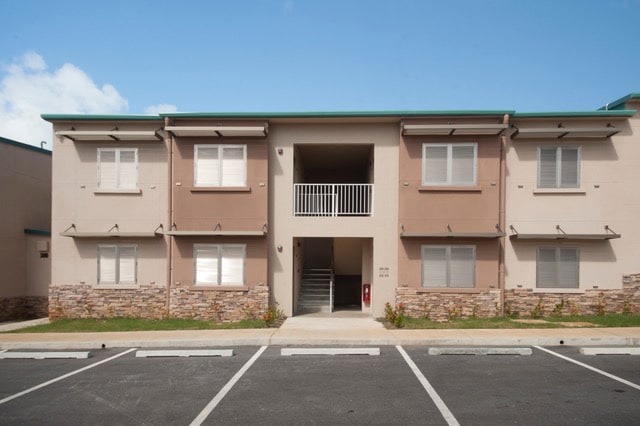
[513,109,636,118]
[0,136,51,155]
[599,93,640,111]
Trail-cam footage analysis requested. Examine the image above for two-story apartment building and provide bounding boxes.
[42,93,640,321]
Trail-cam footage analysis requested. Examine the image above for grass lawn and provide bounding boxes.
[392,314,640,329]
[6,317,268,333]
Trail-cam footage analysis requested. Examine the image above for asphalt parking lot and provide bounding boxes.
[1,345,638,425]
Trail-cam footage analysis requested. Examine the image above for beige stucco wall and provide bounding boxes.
[269,122,399,317]
[505,112,640,291]
[50,122,168,290]
[0,141,51,299]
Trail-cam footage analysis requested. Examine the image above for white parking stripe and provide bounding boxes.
[0,348,137,405]
[396,346,460,426]
[190,345,268,426]
[534,346,640,391]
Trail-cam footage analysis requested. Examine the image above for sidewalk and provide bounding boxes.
[1,316,639,350]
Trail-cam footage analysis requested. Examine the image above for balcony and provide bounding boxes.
[294,183,374,217]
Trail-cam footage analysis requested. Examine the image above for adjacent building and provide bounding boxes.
[0,136,51,321]
[42,93,640,321]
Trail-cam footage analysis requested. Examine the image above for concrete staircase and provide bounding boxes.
[297,269,334,313]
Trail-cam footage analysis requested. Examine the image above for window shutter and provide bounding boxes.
[451,145,475,185]
[98,150,117,189]
[538,147,558,188]
[118,246,137,283]
[422,246,447,287]
[449,246,475,288]
[423,145,448,185]
[195,246,219,285]
[221,246,244,285]
[537,247,558,288]
[560,147,579,188]
[98,246,117,284]
[118,150,137,189]
[195,146,220,186]
[558,248,579,288]
[222,146,245,186]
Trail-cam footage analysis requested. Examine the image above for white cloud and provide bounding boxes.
[144,103,178,114]
[0,52,128,147]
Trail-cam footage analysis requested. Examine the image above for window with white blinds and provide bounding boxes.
[194,145,246,187]
[421,245,475,288]
[536,247,579,288]
[194,244,245,286]
[97,148,138,189]
[98,245,137,284]
[422,143,477,186]
[538,146,580,188]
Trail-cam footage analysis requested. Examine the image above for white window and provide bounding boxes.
[422,143,477,186]
[97,148,138,189]
[421,245,475,288]
[536,247,579,289]
[194,145,246,187]
[538,146,580,188]
[194,244,245,286]
[98,245,137,284]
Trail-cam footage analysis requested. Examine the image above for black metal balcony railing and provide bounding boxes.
[293,184,374,217]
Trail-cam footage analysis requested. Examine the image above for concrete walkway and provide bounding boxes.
[1,315,639,350]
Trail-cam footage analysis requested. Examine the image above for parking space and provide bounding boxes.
[0,345,638,425]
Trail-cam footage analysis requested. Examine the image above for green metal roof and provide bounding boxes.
[599,93,640,111]
[41,114,162,122]
[24,228,52,237]
[0,136,51,155]
[159,110,515,118]
[513,110,636,118]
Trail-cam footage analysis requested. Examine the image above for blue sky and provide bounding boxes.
[1,0,639,146]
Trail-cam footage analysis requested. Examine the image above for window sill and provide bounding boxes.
[533,188,586,195]
[190,285,249,291]
[94,284,140,290]
[533,288,585,294]
[190,186,251,193]
[419,186,482,193]
[94,189,142,195]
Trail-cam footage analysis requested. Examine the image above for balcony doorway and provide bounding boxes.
[293,144,374,217]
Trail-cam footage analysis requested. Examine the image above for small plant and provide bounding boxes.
[384,302,405,328]
[240,302,260,320]
[262,303,284,327]
[503,301,519,319]
[595,292,606,316]
[530,298,544,319]
[568,300,580,316]
[551,299,565,317]
[622,298,632,315]
[471,304,479,319]
[446,301,463,321]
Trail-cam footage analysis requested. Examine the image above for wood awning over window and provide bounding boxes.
[400,232,505,239]
[511,125,620,139]
[166,230,267,237]
[165,124,268,137]
[402,123,508,136]
[61,225,163,238]
[508,226,620,241]
[56,130,162,141]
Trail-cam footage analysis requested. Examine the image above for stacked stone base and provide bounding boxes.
[169,284,269,322]
[504,277,640,318]
[48,284,270,323]
[0,296,48,321]
[396,288,501,322]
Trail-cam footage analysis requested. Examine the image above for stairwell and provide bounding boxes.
[296,269,334,313]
